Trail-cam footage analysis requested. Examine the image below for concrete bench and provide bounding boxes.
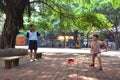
[0,56,21,69]
[0,48,28,57]
[0,48,28,69]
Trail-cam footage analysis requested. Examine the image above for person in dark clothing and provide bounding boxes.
[26,24,40,62]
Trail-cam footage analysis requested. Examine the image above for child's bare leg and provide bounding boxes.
[30,50,33,59]
[92,56,95,65]
[90,56,95,66]
[98,56,103,70]
[34,50,37,59]
[98,57,102,66]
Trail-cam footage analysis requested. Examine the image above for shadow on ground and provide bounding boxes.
[0,53,120,80]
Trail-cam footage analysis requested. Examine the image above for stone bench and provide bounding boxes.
[0,56,21,69]
[0,48,28,69]
[0,48,28,57]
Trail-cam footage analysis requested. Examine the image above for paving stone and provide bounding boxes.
[0,53,120,80]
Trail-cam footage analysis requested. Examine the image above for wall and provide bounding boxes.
[16,36,26,46]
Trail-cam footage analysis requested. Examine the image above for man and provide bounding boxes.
[26,24,40,62]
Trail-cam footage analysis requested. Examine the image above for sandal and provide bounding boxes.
[89,64,94,67]
[99,66,103,70]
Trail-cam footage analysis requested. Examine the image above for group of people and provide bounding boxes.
[26,24,107,70]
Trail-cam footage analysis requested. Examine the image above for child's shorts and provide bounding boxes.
[92,53,101,58]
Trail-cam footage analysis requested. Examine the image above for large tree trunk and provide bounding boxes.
[0,0,29,49]
[0,16,18,48]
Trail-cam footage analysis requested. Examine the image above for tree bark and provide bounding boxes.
[0,16,18,48]
[114,28,120,50]
[0,0,29,49]
[74,30,78,46]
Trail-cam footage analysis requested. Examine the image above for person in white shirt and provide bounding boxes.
[26,24,40,62]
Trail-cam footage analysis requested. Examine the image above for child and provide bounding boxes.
[89,34,103,70]
[26,24,40,62]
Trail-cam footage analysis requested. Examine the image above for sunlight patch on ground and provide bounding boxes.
[68,74,98,80]
[15,46,120,56]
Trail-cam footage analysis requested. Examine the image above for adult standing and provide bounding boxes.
[26,24,40,62]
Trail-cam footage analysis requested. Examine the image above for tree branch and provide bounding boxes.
[27,0,31,17]
[0,0,5,11]
[29,0,77,19]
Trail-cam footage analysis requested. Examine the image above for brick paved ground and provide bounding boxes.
[0,53,120,80]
